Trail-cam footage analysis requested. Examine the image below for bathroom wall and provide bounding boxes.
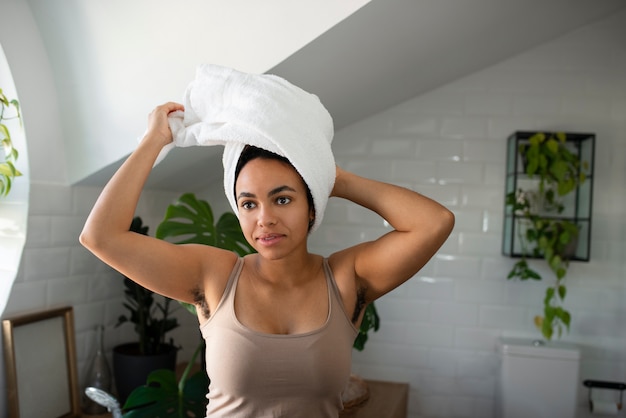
[0,184,203,415]
[1,8,625,418]
[308,10,626,418]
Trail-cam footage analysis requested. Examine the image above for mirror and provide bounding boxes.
[2,306,80,418]
[0,43,30,318]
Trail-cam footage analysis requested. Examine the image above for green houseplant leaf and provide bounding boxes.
[123,345,208,418]
[0,89,22,197]
[156,193,254,256]
[353,303,381,351]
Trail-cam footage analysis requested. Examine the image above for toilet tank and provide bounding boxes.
[497,337,580,418]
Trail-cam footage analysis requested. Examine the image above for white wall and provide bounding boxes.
[308,10,626,418]
[25,0,370,185]
[0,183,206,415]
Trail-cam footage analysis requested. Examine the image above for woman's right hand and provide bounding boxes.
[144,102,184,147]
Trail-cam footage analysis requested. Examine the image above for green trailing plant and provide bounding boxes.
[506,132,588,340]
[116,216,180,355]
[522,132,585,198]
[0,88,22,197]
[353,303,380,351]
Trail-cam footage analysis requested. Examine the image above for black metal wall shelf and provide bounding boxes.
[502,131,595,261]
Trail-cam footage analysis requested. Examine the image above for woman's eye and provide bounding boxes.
[241,201,256,210]
[276,196,291,205]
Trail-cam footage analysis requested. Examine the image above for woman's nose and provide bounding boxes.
[257,206,277,227]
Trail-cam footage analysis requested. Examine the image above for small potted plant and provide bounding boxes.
[506,132,590,340]
[112,216,180,403]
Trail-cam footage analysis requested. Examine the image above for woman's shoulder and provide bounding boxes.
[328,246,359,271]
[327,250,359,288]
[197,248,241,312]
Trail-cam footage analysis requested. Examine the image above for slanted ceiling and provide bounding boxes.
[29,0,626,191]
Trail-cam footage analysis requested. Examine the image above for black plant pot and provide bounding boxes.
[113,342,177,405]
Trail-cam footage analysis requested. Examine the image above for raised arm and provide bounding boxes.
[330,166,454,302]
[79,103,234,305]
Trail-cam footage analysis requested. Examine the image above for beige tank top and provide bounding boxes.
[199,257,358,418]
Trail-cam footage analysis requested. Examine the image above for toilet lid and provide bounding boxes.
[499,337,580,360]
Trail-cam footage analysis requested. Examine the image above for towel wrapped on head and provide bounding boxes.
[162,64,335,232]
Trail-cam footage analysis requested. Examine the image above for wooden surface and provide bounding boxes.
[340,379,409,418]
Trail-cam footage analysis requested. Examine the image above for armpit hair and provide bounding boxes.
[191,286,210,318]
[352,284,367,324]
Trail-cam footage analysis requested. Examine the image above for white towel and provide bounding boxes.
[162,64,335,232]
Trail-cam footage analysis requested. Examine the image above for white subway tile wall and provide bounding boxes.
[1,186,202,413]
[311,11,626,418]
[1,10,625,418]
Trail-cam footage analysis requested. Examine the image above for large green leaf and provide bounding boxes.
[123,369,208,418]
[353,303,380,351]
[123,345,209,418]
[156,193,254,255]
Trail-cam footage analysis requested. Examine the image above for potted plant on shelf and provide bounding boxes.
[505,132,589,340]
[113,216,180,404]
[0,88,22,197]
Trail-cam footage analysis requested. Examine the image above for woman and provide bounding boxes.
[80,102,454,417]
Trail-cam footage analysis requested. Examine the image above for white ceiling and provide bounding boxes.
[68,0,626,190]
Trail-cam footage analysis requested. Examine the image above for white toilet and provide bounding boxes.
[497,337,581,418]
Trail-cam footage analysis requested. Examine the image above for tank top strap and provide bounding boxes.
[199,257,244,332]
[222,257,245,303]
[323,258,359,332]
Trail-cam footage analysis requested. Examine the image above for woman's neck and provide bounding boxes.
[247,252,322,288]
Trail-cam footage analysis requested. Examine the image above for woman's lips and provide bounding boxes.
[256,233,284,246]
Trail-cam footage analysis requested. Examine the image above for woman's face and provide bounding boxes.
[235,158,313,259]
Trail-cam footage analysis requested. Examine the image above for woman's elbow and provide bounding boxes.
[445,207,455,229]
[79,227,94,250]
[79,224,103,253]
[438,207,455,239]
